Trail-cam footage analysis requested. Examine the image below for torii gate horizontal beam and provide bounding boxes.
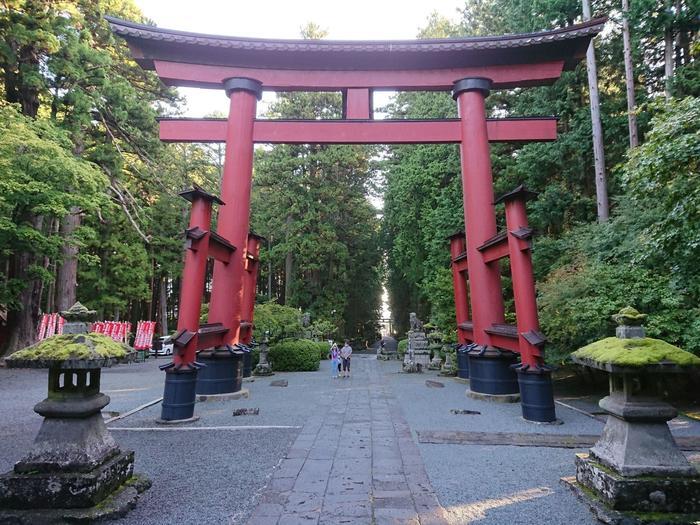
[160,117,557,144]
[153,60,566,91]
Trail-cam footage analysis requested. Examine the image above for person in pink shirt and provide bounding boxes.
[330,343,340,378]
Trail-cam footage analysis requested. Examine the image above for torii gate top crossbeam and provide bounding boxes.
[106,17,606,91]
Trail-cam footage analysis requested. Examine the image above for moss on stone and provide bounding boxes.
[572,337,700,367]
[10,333,128,362]
[611,306,647,326]
[60,301,96,321]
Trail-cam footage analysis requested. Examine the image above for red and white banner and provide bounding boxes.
[37,313,64,341]
[37,315,135,343]
[133,321,156,350]
[91,321,132,344]
[37,314,49,340]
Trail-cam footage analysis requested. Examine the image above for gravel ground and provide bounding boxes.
[419,443,597,525]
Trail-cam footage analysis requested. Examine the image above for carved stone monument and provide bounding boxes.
[427,331,444,370]
[403,313,431,373]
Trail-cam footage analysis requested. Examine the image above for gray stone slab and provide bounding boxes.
[277,512,320,524]
[417,430,700,450]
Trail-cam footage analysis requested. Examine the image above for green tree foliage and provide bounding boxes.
[538,99,700,358]
[539,259,696,361]
[622,97,700,300]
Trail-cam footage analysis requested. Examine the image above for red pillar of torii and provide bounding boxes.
[208,79,261,342]
[108,16,604,423]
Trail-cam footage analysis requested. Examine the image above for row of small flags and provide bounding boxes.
[37,313,64,340]
[37,314,156,350]
[92,321,132,344]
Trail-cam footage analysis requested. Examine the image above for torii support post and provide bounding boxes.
[159,187,221,422]
[239,232,264,378]
[453,78,519,399]
[448,232,472,345]
[499,186,556,422]
[239,233,263,346]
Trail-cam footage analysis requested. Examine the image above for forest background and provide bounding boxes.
[0,0,698,360]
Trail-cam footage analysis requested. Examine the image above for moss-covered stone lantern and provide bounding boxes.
[0,333,150,523]
[565,307,700,523]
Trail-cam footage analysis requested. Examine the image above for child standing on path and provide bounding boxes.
[330,343,340,379]
[340,340,353,378]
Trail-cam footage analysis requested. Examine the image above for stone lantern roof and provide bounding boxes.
[6,333,128,369]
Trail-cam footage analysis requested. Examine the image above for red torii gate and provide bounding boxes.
[108,16,605,423]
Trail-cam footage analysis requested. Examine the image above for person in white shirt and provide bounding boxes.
[340,341,353,378]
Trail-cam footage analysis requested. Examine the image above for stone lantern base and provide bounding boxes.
[573,453,700,514]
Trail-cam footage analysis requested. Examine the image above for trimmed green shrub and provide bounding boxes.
[269,339,321,372]
[397,338,408,358]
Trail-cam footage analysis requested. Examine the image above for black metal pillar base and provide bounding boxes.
[159,363,201,422]
[195,347,243,395]
[467,346,519,395]
[456,344,471,379]
[242,349,253,378]
[515,365,557,423]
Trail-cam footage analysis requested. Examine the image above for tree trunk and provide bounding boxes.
[284,251,293,305]
[55,208,81,311]
[665,1,675,99]
[3,216,45,355]
[284,215,293,305]
[267,236,273,300]
[159,275,169,336]
[674,0,682,68]
[582,0,609,222]
[146,259,156,321]
[621,0,639,148]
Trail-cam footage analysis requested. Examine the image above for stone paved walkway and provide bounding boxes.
[247,357,449,524]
